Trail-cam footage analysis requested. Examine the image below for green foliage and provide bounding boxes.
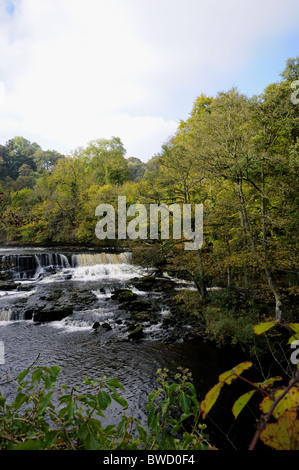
[0,366,212,451]
[202,291,260,351]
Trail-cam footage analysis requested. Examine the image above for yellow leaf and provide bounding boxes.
[260,387,299,419]
[200,382,223,419]
[253,322,276,335]
[289,324,299,334]
[260,410,299,450]
[219,362,252,385]
[288,333,299,344]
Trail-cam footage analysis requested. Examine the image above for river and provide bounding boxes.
[0,246,253,449]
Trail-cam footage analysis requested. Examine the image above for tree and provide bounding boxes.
[127,157,146,181]
[5,137,39,180]
[33,149,64,173]
[83,137,129,186]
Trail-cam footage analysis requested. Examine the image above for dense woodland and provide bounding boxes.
[0,57,298,327]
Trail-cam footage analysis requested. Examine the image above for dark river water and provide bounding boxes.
[0,246,254,450]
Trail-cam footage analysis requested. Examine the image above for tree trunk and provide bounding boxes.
[236,178,250,289]
[260,162,283,320]
[194,250,207,298]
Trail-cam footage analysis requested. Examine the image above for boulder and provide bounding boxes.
[128,325,144,340]
[92,322,112,331]
[131,275,156,291]
[0,280,18,291]
[121,299,152,313]
[111,289,138,303]
[33,304,73,322]
[131,310,156,323]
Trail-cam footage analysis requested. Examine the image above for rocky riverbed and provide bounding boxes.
[0,252,205,343]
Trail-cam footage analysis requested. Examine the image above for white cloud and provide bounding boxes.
[0,0,298,160]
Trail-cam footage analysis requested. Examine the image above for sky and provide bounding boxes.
[0,0,298,162]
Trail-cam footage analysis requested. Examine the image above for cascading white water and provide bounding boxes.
[73,252,132,267]
[0,309,12,322]
[69,252,139,281]
[2,251,134,281]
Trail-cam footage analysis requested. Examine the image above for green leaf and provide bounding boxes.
[86,432,100,450]
[103,424,115,436]
[253,321,276,335]
[13,392,28,411]
[106,378,125,390]
[190,395,199,407]
[38,392,53,415]
[18,370,30,383]
[43,431,57,449]
[178,412,193,423]
[117,418,126,438]
[0,395,6,408]
[97,390,111,410]
[78,424,89,442]
[13,440,43,450]
[180,393,191,413]
[31,368,43,383]
[200,382,223,419]
[137,425,147,441]
[232,390,256,419]
[66,400,75,421]
[44,374,57,390]
[167,383,179,395]
[111,392,128,409]
[161,398,170,416]
[151,412,160,434]
[147,407,155,428]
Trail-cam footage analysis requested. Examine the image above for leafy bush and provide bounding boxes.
[203,304,258,352]
[0,366,212,450]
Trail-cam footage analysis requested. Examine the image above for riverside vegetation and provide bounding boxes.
[0,57,298,450]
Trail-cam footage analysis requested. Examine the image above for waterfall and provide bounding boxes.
[2,251,133,281]
[0,309,12,322]
[73,252,132,267]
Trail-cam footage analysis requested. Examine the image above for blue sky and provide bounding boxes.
[4,0,15,15]
[0,0,298,161]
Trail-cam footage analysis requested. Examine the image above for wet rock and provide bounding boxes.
[33,304,73,322]
[0,280,18,291]
[16,284,34,292]
[68,290,98,309]
[23,308,35,320]
[131,310,156,323]
[128,325,144,340]
[131,275,156,291]
[111,289,138,303]
[39,289,64,302]
[121,299,152,313]
[93,321,112,331]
